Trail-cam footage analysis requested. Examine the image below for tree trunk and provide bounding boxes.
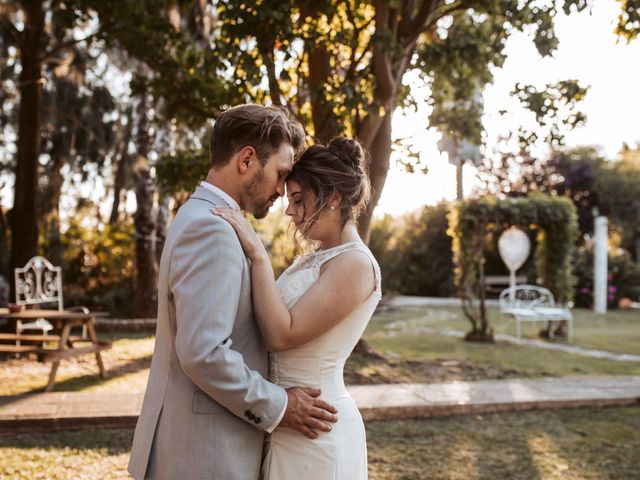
[155,196,171,266]
[307,46,339,142]
[132,93,158,318]
[8,0,45,289]
[358,112,392,243]
[299,3,339,144]
[109,107,134,225]
[0,207,10,281]
[41,152,64,265]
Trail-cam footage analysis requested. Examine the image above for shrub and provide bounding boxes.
[52,220,136,316]
[573,244,640,308]
[369,203,455,297]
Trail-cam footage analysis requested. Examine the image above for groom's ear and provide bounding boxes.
[236,146,257,175]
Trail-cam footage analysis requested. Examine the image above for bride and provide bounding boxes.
[213,136,381,479]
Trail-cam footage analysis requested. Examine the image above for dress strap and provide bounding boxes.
[316,242,382,295]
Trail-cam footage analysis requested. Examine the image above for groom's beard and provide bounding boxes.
[243,168,276,219]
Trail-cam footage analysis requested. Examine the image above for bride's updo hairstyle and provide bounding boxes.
[289,137,371,230]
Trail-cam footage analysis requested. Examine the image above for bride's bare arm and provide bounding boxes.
[213,208,375,351]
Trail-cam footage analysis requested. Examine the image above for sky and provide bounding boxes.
[374,0,640,217]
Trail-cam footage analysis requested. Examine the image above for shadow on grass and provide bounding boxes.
[0,428,134,455]
[23,354,153,394]
[472,420,543,480]
[367,407,640,479]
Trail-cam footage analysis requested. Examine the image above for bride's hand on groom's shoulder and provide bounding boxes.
[280,387,338,440]
[212,208,267,263]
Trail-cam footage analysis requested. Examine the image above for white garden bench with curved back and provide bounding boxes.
[14,256,88,346]
[499,284,573,342]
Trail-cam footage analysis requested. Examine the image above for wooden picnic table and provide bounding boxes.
[0,308,112,391]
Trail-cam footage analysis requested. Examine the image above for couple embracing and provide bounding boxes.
[128,104,381,480]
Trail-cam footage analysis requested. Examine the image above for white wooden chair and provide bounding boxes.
[14,256,88,346]
[499,284,573,342]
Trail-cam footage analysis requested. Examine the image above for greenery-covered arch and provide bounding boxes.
[448,194,578,342]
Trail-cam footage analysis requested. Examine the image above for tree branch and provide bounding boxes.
[372,0,394,102]
[400,0,442,47]
[0,15,25,51]
[344,7,373,82]
[40,32,99,64]
[261,44,282,106]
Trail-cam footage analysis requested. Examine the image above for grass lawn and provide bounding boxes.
[2,406,638,479]
[0,332,154,395]
[343,305,640,385]
[374,305,640,356]
[1,305,639,395]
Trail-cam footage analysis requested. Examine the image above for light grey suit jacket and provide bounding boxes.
[128,185,287,480]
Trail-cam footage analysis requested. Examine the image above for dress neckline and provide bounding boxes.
[311,241,363,255]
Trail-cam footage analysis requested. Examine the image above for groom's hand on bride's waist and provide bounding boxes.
[280,387,338,439]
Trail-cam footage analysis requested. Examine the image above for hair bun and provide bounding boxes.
[328,137,365,172]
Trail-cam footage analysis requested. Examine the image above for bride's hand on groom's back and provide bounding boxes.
[280,387,338,439]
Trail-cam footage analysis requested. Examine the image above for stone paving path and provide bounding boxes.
[1,376,639,433]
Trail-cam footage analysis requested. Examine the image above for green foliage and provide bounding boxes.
[55,217,136,317]
[573,244,640,308]
[88,0,237,127]
[155,147,209,196]
[479,144,640,260]
[512,80,589,150]
[369,204,455,297]
[176,0,595,227]
[615,0,640,41]
[448,194,578,340]
[596,145,640,256]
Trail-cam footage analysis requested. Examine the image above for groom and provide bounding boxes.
[128,104,338,480]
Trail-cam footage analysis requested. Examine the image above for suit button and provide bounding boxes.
[255,417,262,424]
[244,410,251,418]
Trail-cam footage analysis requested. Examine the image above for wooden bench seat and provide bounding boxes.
[0,344,44,354]
[39,341,112,362]
[0,333,85,343]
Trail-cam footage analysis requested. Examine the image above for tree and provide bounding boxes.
[211,0,591,240]
[369,203,455,296]
[615,0,640,41]
[88,0,239,316]
[597,144,640,261]
[39,56,119,265]
[0,1,99,284]
[478,143,640,263]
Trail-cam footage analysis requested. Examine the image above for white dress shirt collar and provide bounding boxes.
[200,181,240,211]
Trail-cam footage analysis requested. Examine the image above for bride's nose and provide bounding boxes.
[285,202,294,216]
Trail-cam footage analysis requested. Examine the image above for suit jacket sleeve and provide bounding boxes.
[169,214,286,431]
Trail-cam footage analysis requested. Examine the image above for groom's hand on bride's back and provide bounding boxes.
[281,387,338,439]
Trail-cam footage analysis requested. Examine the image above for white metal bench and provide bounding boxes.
[499,284,573,342]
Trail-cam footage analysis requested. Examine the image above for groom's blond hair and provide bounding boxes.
[209,104,305,168]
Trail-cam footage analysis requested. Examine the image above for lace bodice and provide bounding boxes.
[270,241,381,394]
[276,241,381,310]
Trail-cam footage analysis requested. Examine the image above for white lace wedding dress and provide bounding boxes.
[262,241,381,480]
